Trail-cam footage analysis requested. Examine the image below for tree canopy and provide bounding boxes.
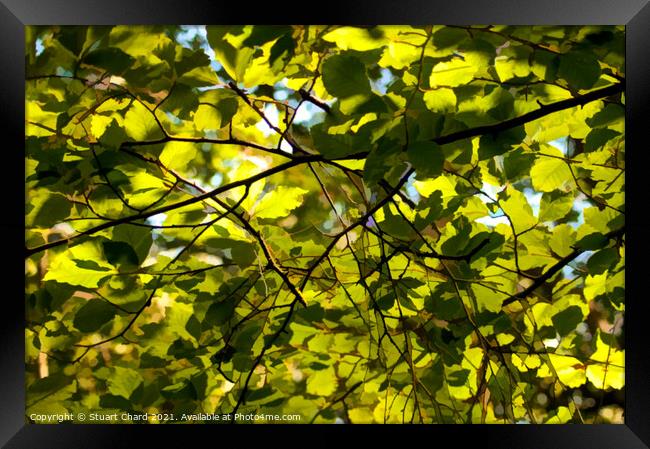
[25,25,625,424]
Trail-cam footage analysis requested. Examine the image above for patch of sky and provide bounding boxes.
[146,213,167,239]
[549,136,569,155]
[56,67,73,77]
[523,188,542,217]
[405,183,420,202]
[209,173,223,188]
[294,102,321,124]
[176,25,222,71]
[218,158,240,170]
[332,201,346,220]
[279,140,293,153]
[257,104,279,137]
[273,89,289,101]
[475,214,509,227]
[569,197,590,229]
[35,38,45,56]
[475,182,509,227]
[548,136,589,229]
[257,99,320,138]
[271,79,296,103]
[175,25,222,92]
[402,170,422,205]
[322,217,335,232]
[165,111,183,125]
[159,246,185,260]
[190,175,219,193]
[563,250,593,278]
[273,78,328,126]
[370,68,394,95]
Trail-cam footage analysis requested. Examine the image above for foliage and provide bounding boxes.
[25,25,625,424]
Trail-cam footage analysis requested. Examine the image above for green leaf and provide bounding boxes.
[160,83,199,119]
[30,193,72,227]
[478,126,525,160]
[98,119,129,148]
[82,47,135,74]
[494,46,532,82]
[586,331,624,390]
[112,224,153,265]
[376,293,396,311]
[423,88,457,113]
[472,283,503,313]
[253,186,308,219]
[44,243,116,288]
[91,115,114,138]
[558,50,601,90]
[551,306,584,336]
[539,191,574,222]
[429,58,477,87]
[102,241,139,267]
[206,26,255,81]
[170,46,206,73]
[503,147,536,181]
[311,123,367,158]
[323,27,390,52]
[194,89,238,130]
[584,128,620,152]
[530,151,573,192]
[106,366,144,399]
[586,104,625,128]
[500,186,536,233]
[26,377,76,416]
[160,141,198,171]
[161,380,197,400]
[179,66,220,88]
[124,101,162,141]
[233,324,262,352]
[322,53,371,98]
[269,33,296,66]
[205,299,236,326]
[73,299,118,332]
[110,25,171,57]
[193,104,221,131]
[407,141,444,179]
[306,365,338,396]
[549,224,576,257]
[205,238,257,267]
[432,27,467,49]
[363,138,402,186]
[538,354,586,388]
[575,232,607,251]
[243,26,293,47]
[587,248,619,274]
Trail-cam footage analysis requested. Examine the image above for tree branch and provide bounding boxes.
[502,226,625,307]
[25,156,321,258]
[217,198,308,307]
[298,88,331,114]
[430,82,624,148]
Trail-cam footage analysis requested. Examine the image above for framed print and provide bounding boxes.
[3,0,650,447]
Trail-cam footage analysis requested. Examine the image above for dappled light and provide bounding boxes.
[25,25,624,424]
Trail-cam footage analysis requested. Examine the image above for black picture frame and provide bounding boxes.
[3,1,649,447]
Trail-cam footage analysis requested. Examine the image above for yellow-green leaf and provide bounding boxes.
[252,186,308,219]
